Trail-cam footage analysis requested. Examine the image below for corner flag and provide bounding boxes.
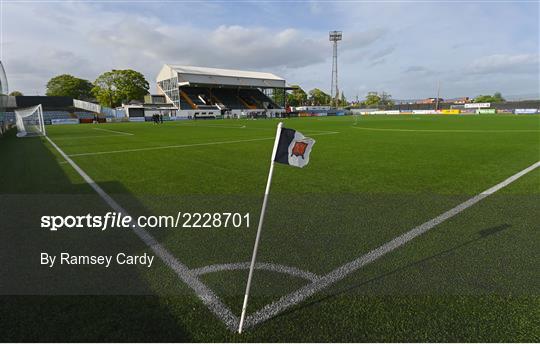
[238,122,316,334]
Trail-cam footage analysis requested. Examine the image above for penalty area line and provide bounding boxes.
[66,132,339,157]
[92,127,134,135]
[68,137,275,157]
[244,160,540,330]
[44,136,239,331]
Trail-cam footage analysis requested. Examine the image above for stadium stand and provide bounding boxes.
[156,65,289,117]
[212,88,245,110]
[239,88,278,108]
[14,96,73,110]
[174,86,280,111]
[4,96,107,125]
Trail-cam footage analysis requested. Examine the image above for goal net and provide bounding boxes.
[15,104,46,137]
[0,61,8,136]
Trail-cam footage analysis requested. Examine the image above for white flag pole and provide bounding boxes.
[238,121,283,334]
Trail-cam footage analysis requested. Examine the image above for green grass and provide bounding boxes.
[1,114,539,342]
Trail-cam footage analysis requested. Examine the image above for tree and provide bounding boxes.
[308,88,332,106]
[474,95,491,103]
[272,88,286,107]
[286,85,308,106]
[364,92,381,107]
[364,91,394,107]
[9,91,23,96]
[46,74,93,99]
[474,92,505,103]
[92,69,149,108]
[380,91,394,107]
[339,91,348,107]
[493,92,505,102]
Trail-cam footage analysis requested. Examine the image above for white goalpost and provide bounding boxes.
[15,104,46,138]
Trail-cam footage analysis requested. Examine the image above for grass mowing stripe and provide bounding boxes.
[44,136,239,331]
[65,132,339,157]
[244,160,540,330]
[53,134,132,140]
[174,122,339,134]
[173,123,248,129]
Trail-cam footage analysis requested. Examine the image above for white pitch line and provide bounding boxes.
[66,132,339,157]
[92,127,134,135]
[192,262,321,282]
[67,137,274,157]
[45,136,239,331]
[243,160,540,330]
[352,126,540,133]
[45,131,539,332]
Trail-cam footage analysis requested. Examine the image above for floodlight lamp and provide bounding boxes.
[329,31,342,41]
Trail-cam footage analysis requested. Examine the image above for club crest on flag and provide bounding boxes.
[291,141,309,158]
[274,127,316,168]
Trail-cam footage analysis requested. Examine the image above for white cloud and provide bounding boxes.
[2,1,386,94]
[369,59,386,68]
[1,1,538,99]
[90,21,386,71]
[368,46,395,61]
[403,66,433,75]
[469,54,540,74]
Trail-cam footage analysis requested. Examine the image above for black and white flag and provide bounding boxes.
[274,127,316,168]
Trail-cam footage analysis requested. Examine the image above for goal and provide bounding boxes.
[15,104,46,137]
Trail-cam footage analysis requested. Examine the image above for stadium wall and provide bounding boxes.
[384,100,540,111]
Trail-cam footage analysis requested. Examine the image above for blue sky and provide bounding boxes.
[2,1,539,100]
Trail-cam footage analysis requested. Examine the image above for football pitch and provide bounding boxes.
[1,115,539,341]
